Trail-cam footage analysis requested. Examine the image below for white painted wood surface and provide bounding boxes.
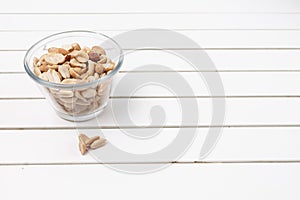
[2,14,300,30]
[1,0,299,13]
[3,50,300,72]
[1,1,300,199]
[2,72,300,98]
[2,163,300,200]
[2,31,300,50]
[0,128,300,164]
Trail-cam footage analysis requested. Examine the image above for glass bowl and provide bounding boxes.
[24,31,123,121]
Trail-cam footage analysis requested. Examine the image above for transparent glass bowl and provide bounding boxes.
[24,31,123,121]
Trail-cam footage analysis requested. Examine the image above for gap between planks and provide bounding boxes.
[3,12,300,15]
[1,160,300,167]
[1,124,300,130]
[4,48,300,51]
[5,70,300,74]
[4,29,300,32]
[3,96,300,101]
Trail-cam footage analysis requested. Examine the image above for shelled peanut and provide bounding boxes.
[78,133,107,155]
[33,43,115,115]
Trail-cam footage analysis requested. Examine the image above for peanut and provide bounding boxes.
[88,50,100,62]
[90,138,106,149]
[72,43,81,51]
[34,66,41,76]
[69,68,80,78]
[70,58,85,68]
[38,72,49,81]
[78,135,88,155]
[45,53,65,65]
[98,55,107,64]
[58,64,70,79]
[81,88,97,98]
[85,136,100,147]
[95,63,105,74]
[92,46,106,55]
[75,51,89,63]
[78,134,106,155]
[47,69,61,83]
[48,47,68,55]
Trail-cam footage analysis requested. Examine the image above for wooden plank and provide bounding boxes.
[2,50,300,72]
[1,72,300,98]
[1,163,299,200]
[2,30,300,51]
[1,14,300,30]
[0,128,299,164]
[0,0,298,13]
[116,49,300,71]
[0,98,300,128]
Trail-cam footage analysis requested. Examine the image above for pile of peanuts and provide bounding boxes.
[33,43,115,115]
[78,133,106,155]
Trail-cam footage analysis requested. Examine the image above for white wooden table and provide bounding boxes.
[1,0,300,199]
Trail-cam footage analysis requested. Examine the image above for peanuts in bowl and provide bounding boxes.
[33,43,115,83]
[24,31,123,121]
[33,43,115,119]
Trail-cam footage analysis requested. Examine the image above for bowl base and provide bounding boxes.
[56,108,105,122]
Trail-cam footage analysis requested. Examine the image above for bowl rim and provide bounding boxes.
[24,30,124,89]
